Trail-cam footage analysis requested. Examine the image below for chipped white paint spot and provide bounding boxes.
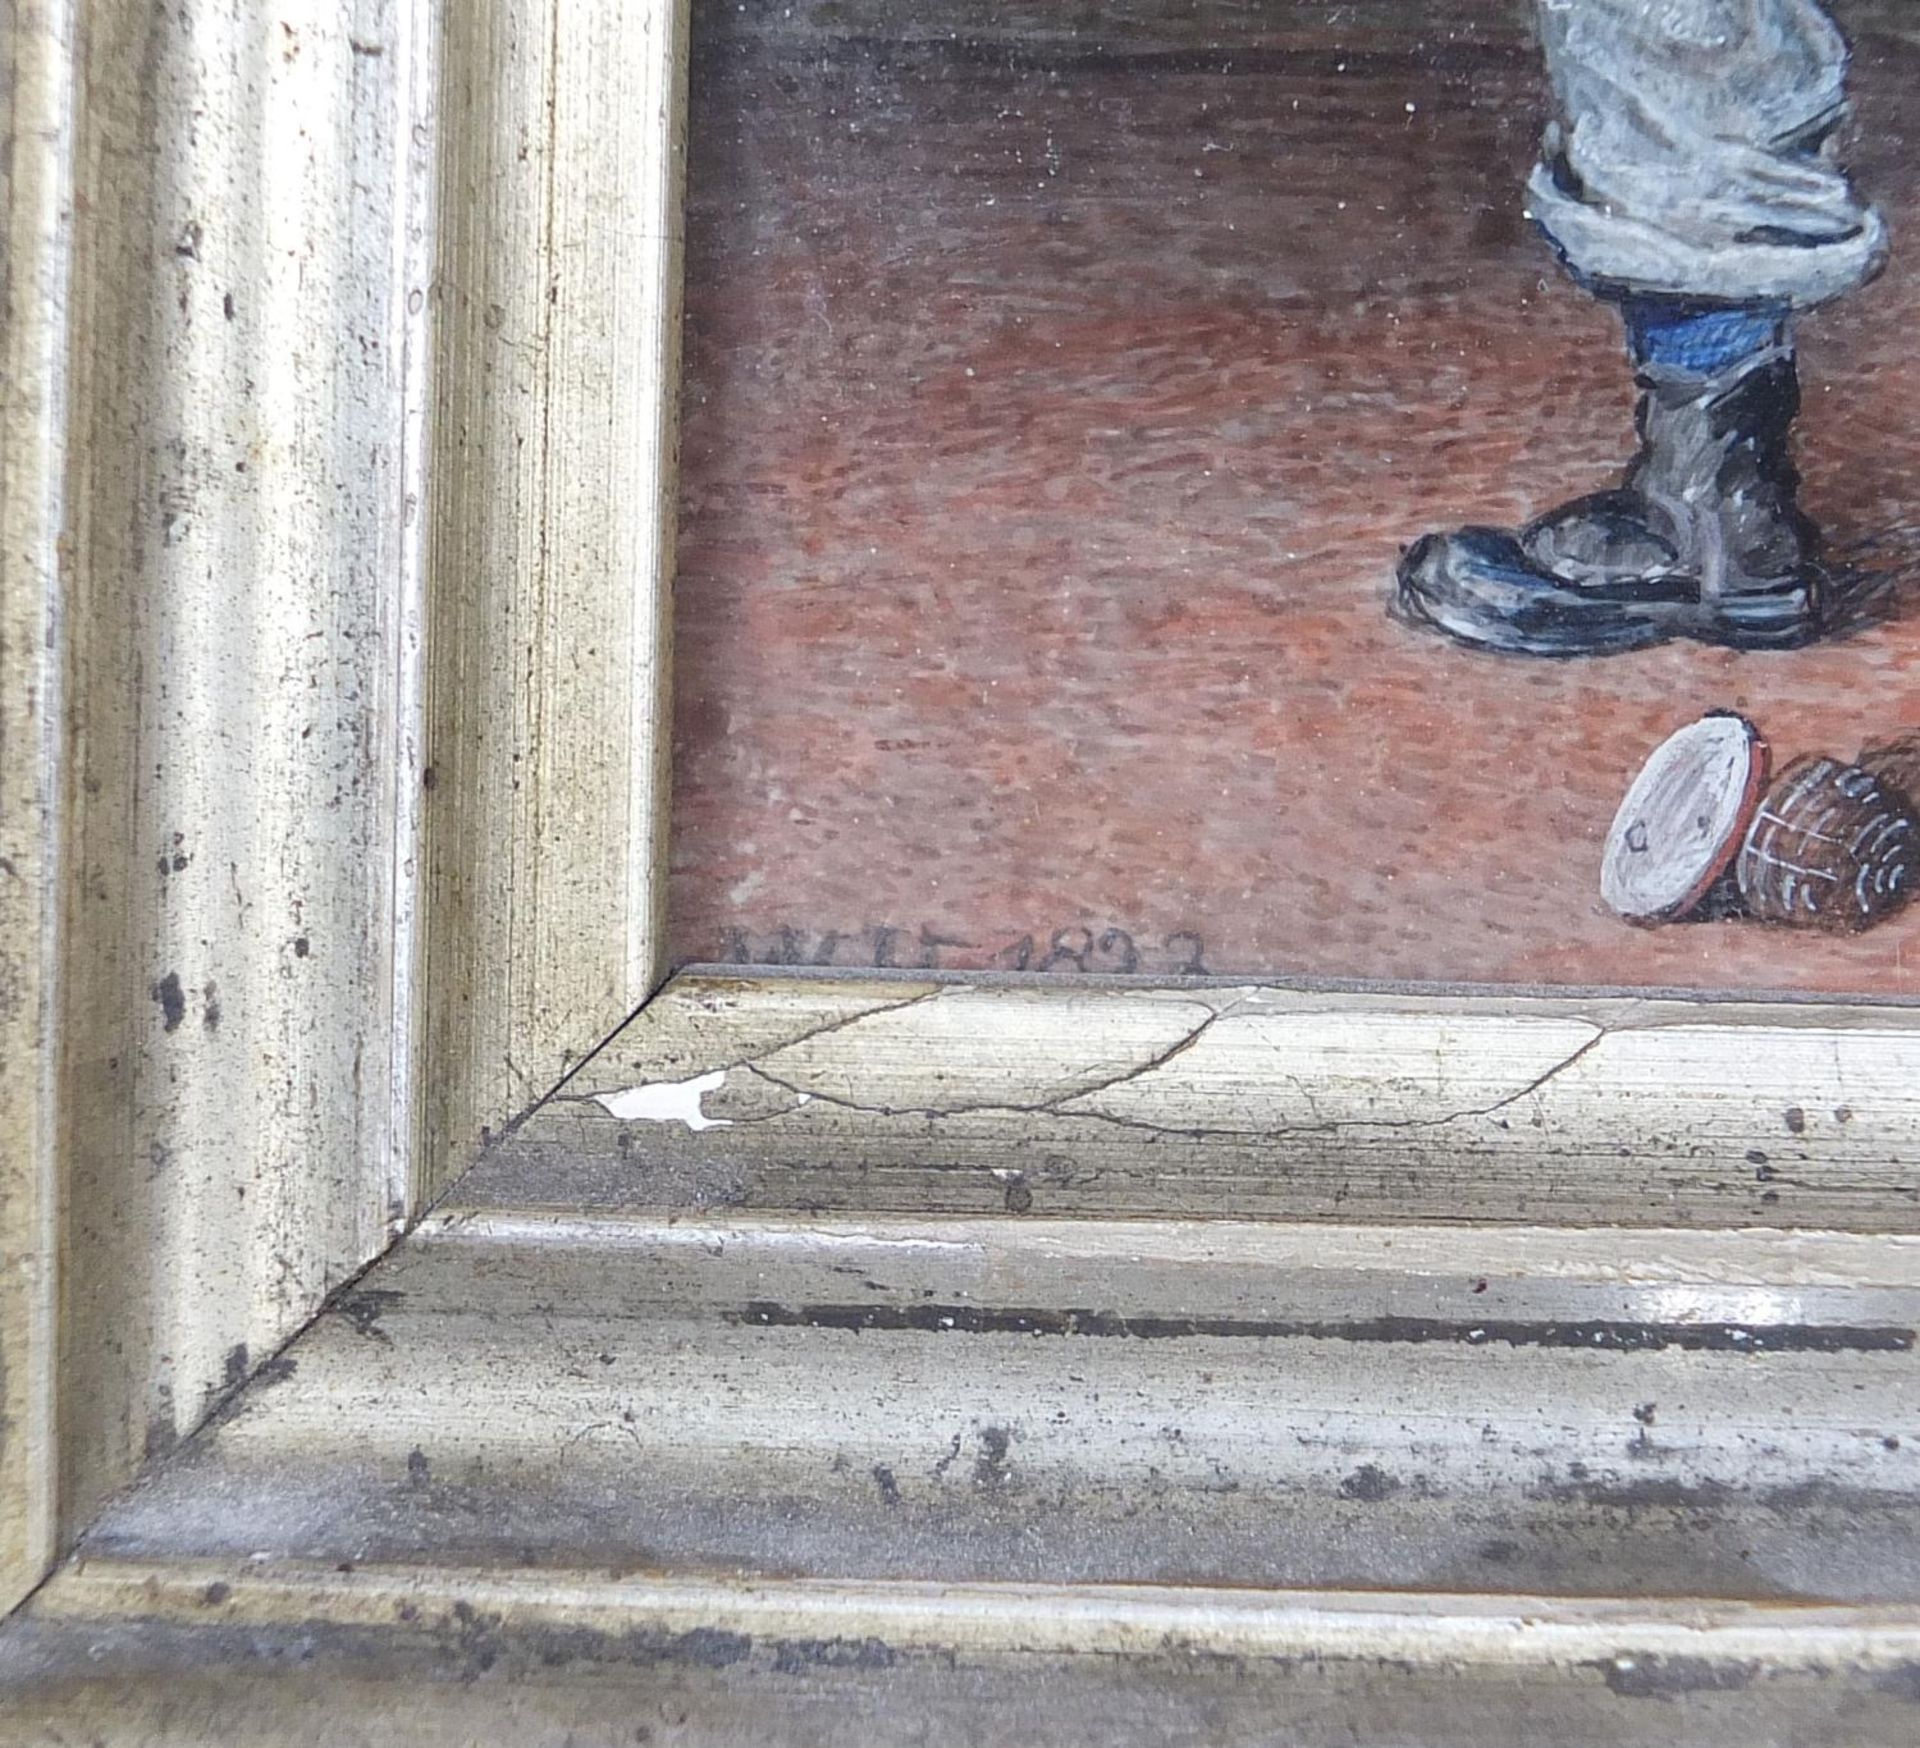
[595,1070,733,1132]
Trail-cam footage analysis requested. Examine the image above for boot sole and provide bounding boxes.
[1395,530,1824,658]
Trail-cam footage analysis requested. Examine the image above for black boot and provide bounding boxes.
[1396,325,1827,657]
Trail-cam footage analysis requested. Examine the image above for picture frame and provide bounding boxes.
[6,0,1920,1737]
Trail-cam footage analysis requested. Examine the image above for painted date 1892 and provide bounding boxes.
[715,924,1209,976]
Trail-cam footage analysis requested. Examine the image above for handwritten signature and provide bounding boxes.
[715,924,1208,976]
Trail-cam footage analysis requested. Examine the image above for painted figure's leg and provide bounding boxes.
[1530,0,1883,305]
[1397,0,1888,657]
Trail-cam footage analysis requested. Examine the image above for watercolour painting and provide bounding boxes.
[668,0,1920,994]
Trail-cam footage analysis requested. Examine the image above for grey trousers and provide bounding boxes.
[1527,0,1888,306]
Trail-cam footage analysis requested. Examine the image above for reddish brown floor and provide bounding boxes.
[669,4,1920,994]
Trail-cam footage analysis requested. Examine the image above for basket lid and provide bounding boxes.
[1602,713,1769,924]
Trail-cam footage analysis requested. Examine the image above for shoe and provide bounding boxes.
[1396,338,1828,657]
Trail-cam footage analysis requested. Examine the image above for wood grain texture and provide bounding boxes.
[420,0,688,1200]
[52,0,432,1552]
[468,971,1920,1230]
[0,0,73,1612]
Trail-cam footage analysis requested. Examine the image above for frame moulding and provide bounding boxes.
[10,1,1920,1730]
